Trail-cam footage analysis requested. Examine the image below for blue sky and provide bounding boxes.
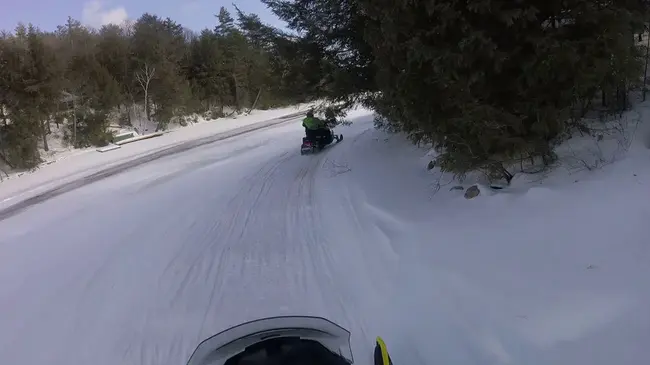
[0,0,287,32]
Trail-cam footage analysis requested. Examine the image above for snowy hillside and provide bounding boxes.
[0,103,648,365]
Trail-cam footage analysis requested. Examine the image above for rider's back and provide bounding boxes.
[303,116,323,130]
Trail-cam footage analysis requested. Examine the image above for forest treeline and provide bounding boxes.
[0,7,324,169]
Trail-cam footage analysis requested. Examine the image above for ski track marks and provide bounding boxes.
[125,125,370,363]
[0,117,401,365]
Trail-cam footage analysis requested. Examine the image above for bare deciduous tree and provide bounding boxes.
[135,63,155,132]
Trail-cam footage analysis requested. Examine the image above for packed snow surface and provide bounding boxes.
[0,107,649,365]
[0,103,313,206]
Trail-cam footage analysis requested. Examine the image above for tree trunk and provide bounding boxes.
[249,88,262,113]
[643,26,650,101]
[41,120,49,152]
[72,97,77,147]
[144,89,149,121]
[232,73,240,111]
[136,64,155,124]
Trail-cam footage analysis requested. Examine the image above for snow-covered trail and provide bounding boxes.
[0,114,394,365]
[2,107,649,365]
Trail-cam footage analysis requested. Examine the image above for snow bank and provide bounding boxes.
[320,107,650,365]
[0,103,313,205]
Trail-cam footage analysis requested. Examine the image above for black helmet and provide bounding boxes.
[306,110,314,118]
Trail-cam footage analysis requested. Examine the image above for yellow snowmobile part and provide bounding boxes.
[375,336,393,365]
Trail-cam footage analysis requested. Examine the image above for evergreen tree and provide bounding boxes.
[267,0,649,182]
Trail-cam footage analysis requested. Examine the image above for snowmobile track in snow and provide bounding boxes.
[0,114,304,222]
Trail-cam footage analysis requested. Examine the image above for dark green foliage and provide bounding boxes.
[262,0,376,107]
[370,0,646,180]
[1,115,42,168]
[0,25,59,168]
[65,107,114,148]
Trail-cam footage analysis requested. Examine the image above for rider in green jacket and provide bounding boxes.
[302,111,323,129]
[302,110,331,142]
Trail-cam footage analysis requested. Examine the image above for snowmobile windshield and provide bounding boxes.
[187,316,354,365]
